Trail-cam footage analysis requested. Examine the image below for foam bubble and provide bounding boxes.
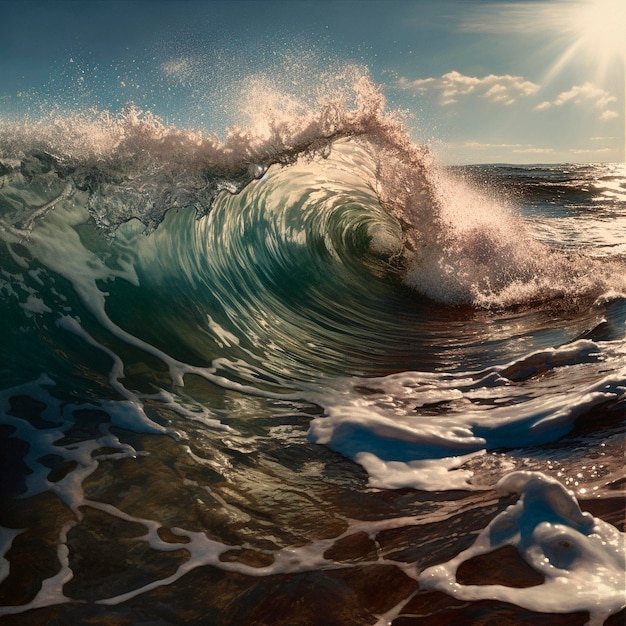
[418,471,626,625]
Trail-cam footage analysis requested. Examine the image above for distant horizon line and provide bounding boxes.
[444,160,625,167]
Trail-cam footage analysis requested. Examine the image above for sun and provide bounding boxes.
[543,0,626,162]
[567,0,626,66]
[569,0,626,163]
[543,0,626,84]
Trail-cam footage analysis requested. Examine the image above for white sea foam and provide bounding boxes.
[419,471,626,625]
[307,337,626,491]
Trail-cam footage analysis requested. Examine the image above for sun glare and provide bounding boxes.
[568,0,626,63]
[548,0,626,162]
[544,0,626,84]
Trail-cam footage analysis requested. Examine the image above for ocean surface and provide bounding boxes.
[0,78,624,625]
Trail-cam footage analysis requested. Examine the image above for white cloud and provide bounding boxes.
[555,83,615,108]
[512,147,555,154]
[570,147,611,154]
[600,110,619,121]
[462,141,530,149]
[398,71,539,106]
[458,142,555,154]
[535,82,618,120]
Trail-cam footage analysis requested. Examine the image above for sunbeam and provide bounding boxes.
[544,0,626,160]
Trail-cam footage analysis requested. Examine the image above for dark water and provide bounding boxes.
[0,86,624,624]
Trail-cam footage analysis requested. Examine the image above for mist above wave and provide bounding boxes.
[0,69,422,231]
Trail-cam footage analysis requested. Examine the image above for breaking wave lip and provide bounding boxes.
[2,72,626,310]
[0,74,413,232]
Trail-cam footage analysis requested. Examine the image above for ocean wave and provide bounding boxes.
[2,79,625,313]
[1,69,624,623]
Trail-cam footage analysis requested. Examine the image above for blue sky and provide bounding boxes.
[1,0,624,164]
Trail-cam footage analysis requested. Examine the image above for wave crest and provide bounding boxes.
[0,73,405,231]
[1,70,624,309]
